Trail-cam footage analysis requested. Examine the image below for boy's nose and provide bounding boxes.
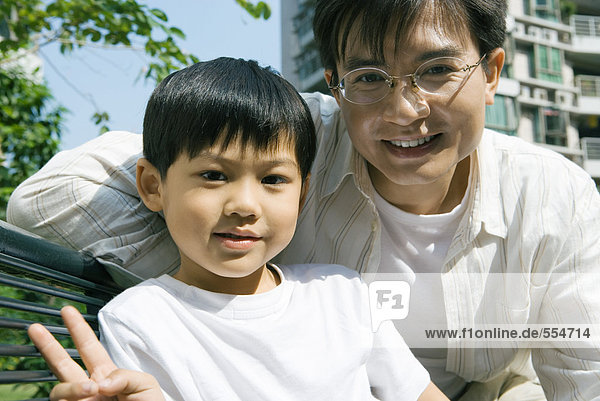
[382,85,430,126]
[223,181,262,219]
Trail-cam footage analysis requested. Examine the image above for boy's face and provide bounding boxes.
[326,14,503,209]
[139,139,306,294]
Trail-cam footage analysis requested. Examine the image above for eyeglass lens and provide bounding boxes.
[339,57,477,104]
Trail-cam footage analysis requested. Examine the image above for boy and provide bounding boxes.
[29,57,447,401]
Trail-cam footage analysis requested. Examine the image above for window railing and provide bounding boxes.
[576,75,600,97]
[571,15,600,37]
[582,137,600,161]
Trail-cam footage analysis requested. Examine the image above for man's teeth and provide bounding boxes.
[389,135,434,148]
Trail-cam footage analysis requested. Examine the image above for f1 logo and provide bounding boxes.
[368,281,410,332]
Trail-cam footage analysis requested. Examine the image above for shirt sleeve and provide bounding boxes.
[99,309,177,401]
[531,174,600,401]
[367,321,431,400]
[6,131,179,287]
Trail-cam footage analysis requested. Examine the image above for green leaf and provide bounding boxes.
[169,26,185,38]
[150,8,168,22]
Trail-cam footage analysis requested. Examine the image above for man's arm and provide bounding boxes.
[531,175,600,400]
[7,131,179,286]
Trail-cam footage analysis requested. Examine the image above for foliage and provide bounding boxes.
[0,279,83,398]
[236,0,271,19]
[559,0,577,23]
[0,0,202,82]
[0,66,63,220]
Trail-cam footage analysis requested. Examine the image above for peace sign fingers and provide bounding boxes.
[60,306,118,381]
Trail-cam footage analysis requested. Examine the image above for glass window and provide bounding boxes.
[485,95,518,136]
[543,107,567,146]
[535,45,562,83]
[531,0,559,21]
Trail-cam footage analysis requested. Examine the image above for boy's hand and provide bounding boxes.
[28,305,164,401]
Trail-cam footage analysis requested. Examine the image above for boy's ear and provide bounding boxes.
[299,174,311,211]
[484,47,505,105]
[136,158,164,212]
[324,69,342,107]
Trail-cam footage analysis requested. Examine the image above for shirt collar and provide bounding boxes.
[469,130,508,239]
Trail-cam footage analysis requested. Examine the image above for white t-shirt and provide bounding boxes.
[373,173,472,398]
[99,263,430,401]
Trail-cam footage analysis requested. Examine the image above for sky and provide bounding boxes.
[39,0,282,150]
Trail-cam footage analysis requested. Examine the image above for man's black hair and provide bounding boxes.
[313,0,507,79]
[143,57,316,180]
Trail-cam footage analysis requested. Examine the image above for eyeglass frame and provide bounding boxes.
[328,53,488,105]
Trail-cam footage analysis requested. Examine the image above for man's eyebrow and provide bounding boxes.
[342,56,388,71]
[414,46,464,63]
[342,46,467,71]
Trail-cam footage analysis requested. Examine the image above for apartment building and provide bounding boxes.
[281,0,600,185]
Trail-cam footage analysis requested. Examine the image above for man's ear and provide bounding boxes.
[324,69,342,107]
[136,158,164,212]
[484,48,505,105]
[299,174,311,211]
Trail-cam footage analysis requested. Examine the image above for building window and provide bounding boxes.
[526,106,567,146]
[485,95,518,135]
[296,48,321,80]
[543,107,567,146]
[529,0,559,21]
[535,45,562,83]
[293,0,316,38]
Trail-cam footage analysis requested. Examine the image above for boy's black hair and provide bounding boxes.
[143,57,316,180]
[313,0,507,80]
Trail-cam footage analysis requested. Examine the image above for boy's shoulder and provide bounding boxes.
[280,263,360,279]
[100,275,173,314]
[278,263,364,293]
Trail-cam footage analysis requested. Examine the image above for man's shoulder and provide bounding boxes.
[481,130,594,188]
[478,130,599,225]
[300,92,339,117]
[483,130,579,168]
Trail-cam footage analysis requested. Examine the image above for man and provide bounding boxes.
[8,1,600,400]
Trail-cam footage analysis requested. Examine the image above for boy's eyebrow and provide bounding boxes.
[195,152,298,167]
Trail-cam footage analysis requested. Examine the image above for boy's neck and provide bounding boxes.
[173,261,281,295]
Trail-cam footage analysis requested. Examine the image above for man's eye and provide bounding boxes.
[359,73,385,82]
[422,64,458,75]
[262,175,286,185]
[200,171,227,181]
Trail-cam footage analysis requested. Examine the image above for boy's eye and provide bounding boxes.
[200,171,227,181]
[261,175,286,185]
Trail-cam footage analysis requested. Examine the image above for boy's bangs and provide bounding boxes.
[189,126,298,161]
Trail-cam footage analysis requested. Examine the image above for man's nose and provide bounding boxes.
[382,82,430,126]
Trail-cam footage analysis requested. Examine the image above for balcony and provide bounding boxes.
[576,75,600,115]
[570,15,600,54]
[581,137,600,178]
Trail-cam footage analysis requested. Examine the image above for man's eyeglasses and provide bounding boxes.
[329,54,487,105]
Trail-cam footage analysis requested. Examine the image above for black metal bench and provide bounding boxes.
[0,221,123,400]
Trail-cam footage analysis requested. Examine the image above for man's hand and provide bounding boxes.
[28,306,164,401]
